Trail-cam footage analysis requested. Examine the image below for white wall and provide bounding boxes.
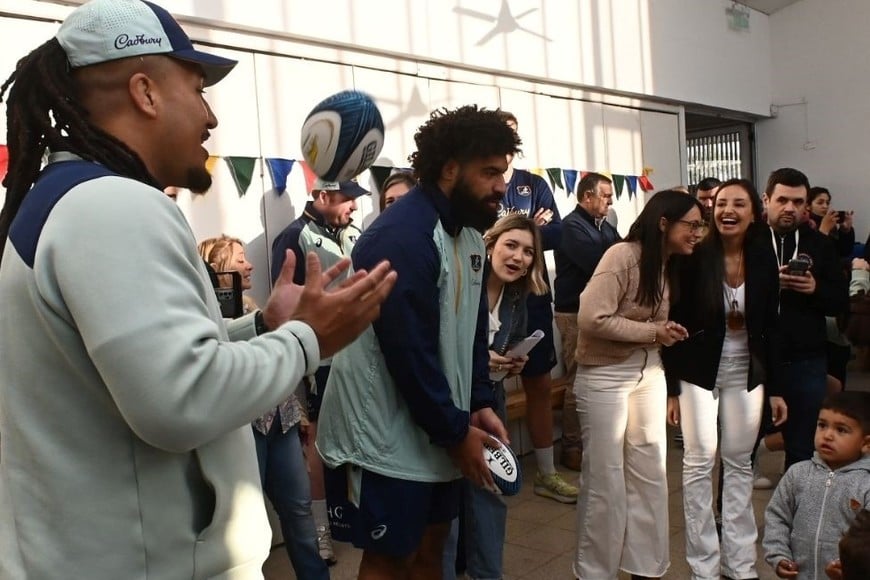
[0,4,685,307]
[13,0,772,115]
[756,0,868,241]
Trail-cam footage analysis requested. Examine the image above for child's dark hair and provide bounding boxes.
[840,509,870,580]
[821,391,870,434]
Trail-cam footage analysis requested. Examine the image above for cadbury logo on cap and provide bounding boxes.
[114,34,163,50]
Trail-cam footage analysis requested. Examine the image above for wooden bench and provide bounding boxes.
[505,375,571,421]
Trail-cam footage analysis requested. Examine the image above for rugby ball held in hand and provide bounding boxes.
[483,436,522,496]
[300,90,385,183]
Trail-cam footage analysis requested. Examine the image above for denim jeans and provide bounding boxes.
[253,422,329,580]
[781,356,827,469]
[443,384,508,580]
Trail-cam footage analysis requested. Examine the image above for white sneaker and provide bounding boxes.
[753,460,774,490]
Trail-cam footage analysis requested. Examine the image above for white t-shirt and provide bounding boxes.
[722,282,750,357]
[488,286,504,347]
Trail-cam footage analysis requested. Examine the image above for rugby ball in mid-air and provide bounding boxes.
[300,90,385,183]
[483,436,522,496]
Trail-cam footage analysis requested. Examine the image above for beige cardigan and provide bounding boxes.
[575,242,669,366]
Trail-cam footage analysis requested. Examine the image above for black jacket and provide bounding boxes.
[662,231,782,397]
[808,212,855,260]
[553,205,620,313]
[766,223,849,360]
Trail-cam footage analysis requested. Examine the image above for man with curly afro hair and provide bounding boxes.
[317,105,521,579]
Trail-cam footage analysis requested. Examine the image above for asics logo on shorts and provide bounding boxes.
[370,524,388,540]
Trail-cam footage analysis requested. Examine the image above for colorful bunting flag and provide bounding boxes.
[530,167,546,179]
[369,166,393,192]
[224,156,257,197]
[298,161,318,192]
[639,175,654,192]
[580,171,589,180]
[0,145,7,184]
[546,168,564,191]
[612,174,625,201]
[626,176,638,200]
[205,155,220,176]
[563,169,578,197]
[264,158,295,194]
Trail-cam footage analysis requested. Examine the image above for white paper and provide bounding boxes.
[489,329,545,381]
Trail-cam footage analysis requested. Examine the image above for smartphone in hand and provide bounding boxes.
[786,258,810,275]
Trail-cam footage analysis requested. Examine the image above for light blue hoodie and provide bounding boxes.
[764,453,870,580]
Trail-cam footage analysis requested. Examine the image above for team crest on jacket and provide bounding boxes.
[517,185,532,197]
[470,254,482,272]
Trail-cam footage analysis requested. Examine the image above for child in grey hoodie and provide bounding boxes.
[763,392,870,579]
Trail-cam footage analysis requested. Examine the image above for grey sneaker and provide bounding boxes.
[316,524,337,566]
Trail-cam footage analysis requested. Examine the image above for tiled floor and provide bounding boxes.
[264,370,870,579]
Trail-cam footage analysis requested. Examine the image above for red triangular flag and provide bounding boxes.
[298,160,318,192]
[0,145,8,185]
[639,175,654,191]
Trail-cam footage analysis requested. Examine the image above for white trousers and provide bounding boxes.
[679,356,764,580]
[573,348,669,579]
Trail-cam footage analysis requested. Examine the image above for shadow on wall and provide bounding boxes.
[255,187,298,304]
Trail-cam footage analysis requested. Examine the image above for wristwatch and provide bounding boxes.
[254,310,270,336]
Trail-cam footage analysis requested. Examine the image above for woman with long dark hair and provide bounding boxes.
[572,190,702,579]
[663,179,787,580]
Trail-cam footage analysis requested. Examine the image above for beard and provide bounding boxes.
[186,166,213,195]
[771,213,798,233]
[451,176,500,233]
[702,206,713,223]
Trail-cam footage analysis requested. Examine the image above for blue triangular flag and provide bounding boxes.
[626,176,638,200]
[563,169,578,197]
[265,158,295,194]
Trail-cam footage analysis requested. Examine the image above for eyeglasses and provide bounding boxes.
[676,219,708,232]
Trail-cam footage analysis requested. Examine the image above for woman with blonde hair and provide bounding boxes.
[198,234,257,314]
[445,213,547,580]
[197,235,329,580]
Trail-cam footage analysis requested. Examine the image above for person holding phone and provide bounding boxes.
[197,235,329,579]
[807,186,855,259]
[662,179,787,580]
[762,169,849,469]
[444,213,548,580]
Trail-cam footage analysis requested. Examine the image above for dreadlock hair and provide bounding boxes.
[408,105,521,185]
[0,37,160,263]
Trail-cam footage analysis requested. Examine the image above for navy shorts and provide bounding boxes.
[306,366,331,421]
[324,464,461,558]
[521,293,556,377]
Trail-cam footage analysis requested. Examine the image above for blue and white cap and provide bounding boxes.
[56,0,236,86]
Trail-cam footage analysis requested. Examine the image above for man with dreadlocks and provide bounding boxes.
[316,105,515,579]
[0,1,395,578]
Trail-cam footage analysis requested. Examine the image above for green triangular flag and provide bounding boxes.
[225,156,257,197]
[612,174,625,200]
[546,168,564,191]
[369,165,393,192]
